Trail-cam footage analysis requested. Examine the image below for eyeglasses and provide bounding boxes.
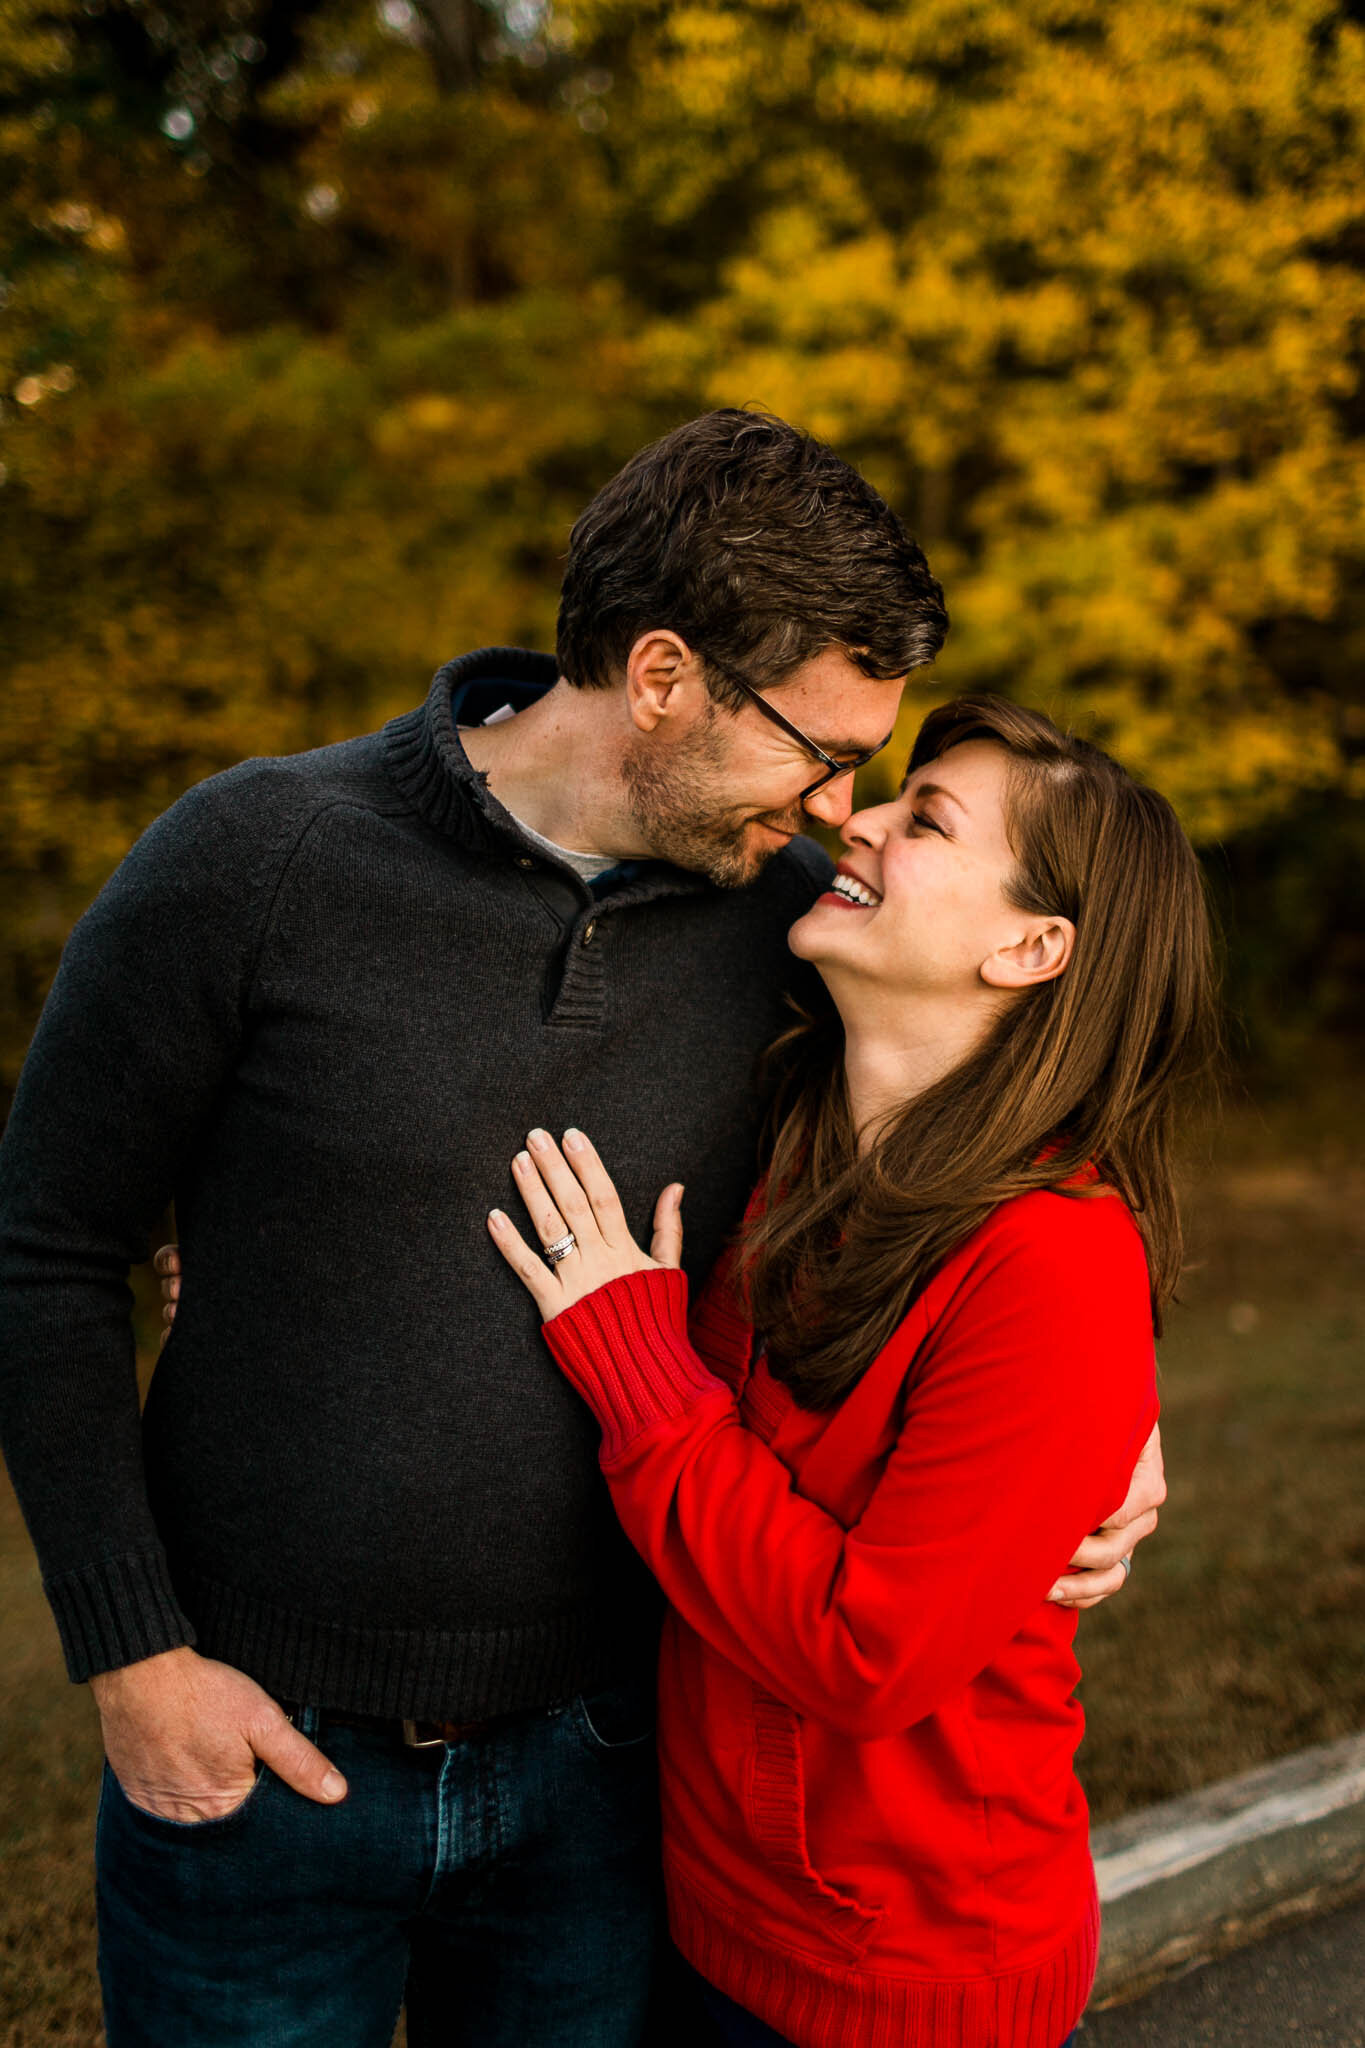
[711,662,895,803]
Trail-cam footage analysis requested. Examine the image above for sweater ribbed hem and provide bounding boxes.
[44,1549,196,1683]
[542,1268,730,1460]
[175,1565,656,1720]
[668,1863,1100,2048]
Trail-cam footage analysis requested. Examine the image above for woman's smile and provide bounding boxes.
[818,862,883,910]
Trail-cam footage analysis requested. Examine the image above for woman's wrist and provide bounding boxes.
[543,1268,730,1459]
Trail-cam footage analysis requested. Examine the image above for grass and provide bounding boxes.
[1077,1082,1365,1821]
[0,1481,106,2047]
[2,1089,1362,2041]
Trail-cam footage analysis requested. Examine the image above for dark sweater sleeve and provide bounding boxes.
[0,769,289,1680]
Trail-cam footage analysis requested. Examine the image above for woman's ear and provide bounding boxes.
[980,917,1076,990]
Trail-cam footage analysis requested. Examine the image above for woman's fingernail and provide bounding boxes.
[528,1128,549,1148]
[489,1209,507,1227]
[1046,1583,1064,1603]
[515,1151,531,1169]
[563,1128,585,1150]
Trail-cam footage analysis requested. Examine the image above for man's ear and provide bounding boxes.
[624,631,708,734]
[980,917,1076,990]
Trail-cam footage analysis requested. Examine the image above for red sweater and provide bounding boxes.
[542,1187,1159,2048]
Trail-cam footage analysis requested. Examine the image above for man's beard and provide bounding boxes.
[621,719,806,888]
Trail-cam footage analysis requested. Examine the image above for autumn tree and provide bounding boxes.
[0,0,654,1085]
[2,0,1362,1089]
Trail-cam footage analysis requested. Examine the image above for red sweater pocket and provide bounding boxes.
[743,1687,885,1955]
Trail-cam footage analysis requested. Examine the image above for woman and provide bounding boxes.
[487,695,1217,2048]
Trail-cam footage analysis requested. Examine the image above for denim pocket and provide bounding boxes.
[101,1757,271,1832]
[571,1676,656,1753]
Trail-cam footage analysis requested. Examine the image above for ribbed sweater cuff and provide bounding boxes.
[543,1268,730,1460]
[43,1550,197,1683]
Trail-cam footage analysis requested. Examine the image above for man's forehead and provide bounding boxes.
[771,657,906,741]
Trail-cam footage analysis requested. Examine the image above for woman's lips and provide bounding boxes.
[816,889,875,909]
[823,865,883,910]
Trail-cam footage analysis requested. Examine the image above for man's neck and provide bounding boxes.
[458,681,651,858]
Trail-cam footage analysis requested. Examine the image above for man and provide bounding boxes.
[0,409,1160,2047]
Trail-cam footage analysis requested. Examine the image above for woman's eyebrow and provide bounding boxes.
[907,779,967,812]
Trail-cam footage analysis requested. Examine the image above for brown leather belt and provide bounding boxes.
[288,1704,499,1750]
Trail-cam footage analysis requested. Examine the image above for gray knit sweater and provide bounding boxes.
[0,649,829,1719]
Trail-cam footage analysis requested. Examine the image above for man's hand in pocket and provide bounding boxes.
[91,1646,347,1823]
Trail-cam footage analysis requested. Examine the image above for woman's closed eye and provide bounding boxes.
[909,810,945,835]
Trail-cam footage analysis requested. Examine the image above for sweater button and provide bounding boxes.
[582,921,597,945]
[514,856,535,869]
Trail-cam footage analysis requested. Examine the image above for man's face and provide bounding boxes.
[620,648,907,888]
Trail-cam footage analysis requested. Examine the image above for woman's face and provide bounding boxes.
[788,739,1045,1006]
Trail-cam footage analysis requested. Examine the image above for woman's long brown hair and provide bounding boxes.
[740,696,1221,1410]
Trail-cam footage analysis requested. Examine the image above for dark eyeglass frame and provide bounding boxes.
[711,662,896,803]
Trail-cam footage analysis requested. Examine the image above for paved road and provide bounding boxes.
[1080,1898,1365,2046]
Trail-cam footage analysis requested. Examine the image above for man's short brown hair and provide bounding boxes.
[556,408,948,705]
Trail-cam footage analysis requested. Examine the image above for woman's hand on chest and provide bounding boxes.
[488,1126,684,1320]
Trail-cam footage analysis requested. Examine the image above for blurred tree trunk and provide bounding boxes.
[416,0,489,294]
[419,0,486,91]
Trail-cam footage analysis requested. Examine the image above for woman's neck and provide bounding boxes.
[838,996,997,1155]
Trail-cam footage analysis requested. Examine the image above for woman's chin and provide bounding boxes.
[787,901,844,962]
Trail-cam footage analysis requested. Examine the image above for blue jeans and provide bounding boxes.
[96,1685,662,2047]
[700,1977,1081,2046]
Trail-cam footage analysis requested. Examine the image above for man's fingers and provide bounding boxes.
[1051,1507,1156,1605]
[108,1764,261,1825]
[1048,1559,1131,1609]
[1101,1422,1167,1529]
[154,1242,180,1317]
[650,1185,685,1269]
[1066,1508,1156,1574]
[249,1714,347,1806]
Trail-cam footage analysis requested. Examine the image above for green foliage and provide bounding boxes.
[1,0,1362,1091]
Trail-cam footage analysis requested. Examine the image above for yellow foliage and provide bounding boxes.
[2,0,1363,1081]
[605,0,1365,834]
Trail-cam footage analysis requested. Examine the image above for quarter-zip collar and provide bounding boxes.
[381,647,712,913]
[383,647,557,857]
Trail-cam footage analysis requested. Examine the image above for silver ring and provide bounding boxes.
[543,1232,578,1266]
[1119,1554,1132,1582]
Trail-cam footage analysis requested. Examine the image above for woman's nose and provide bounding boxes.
[840,799,890,850]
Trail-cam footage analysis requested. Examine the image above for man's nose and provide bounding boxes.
[802,775,858,830]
